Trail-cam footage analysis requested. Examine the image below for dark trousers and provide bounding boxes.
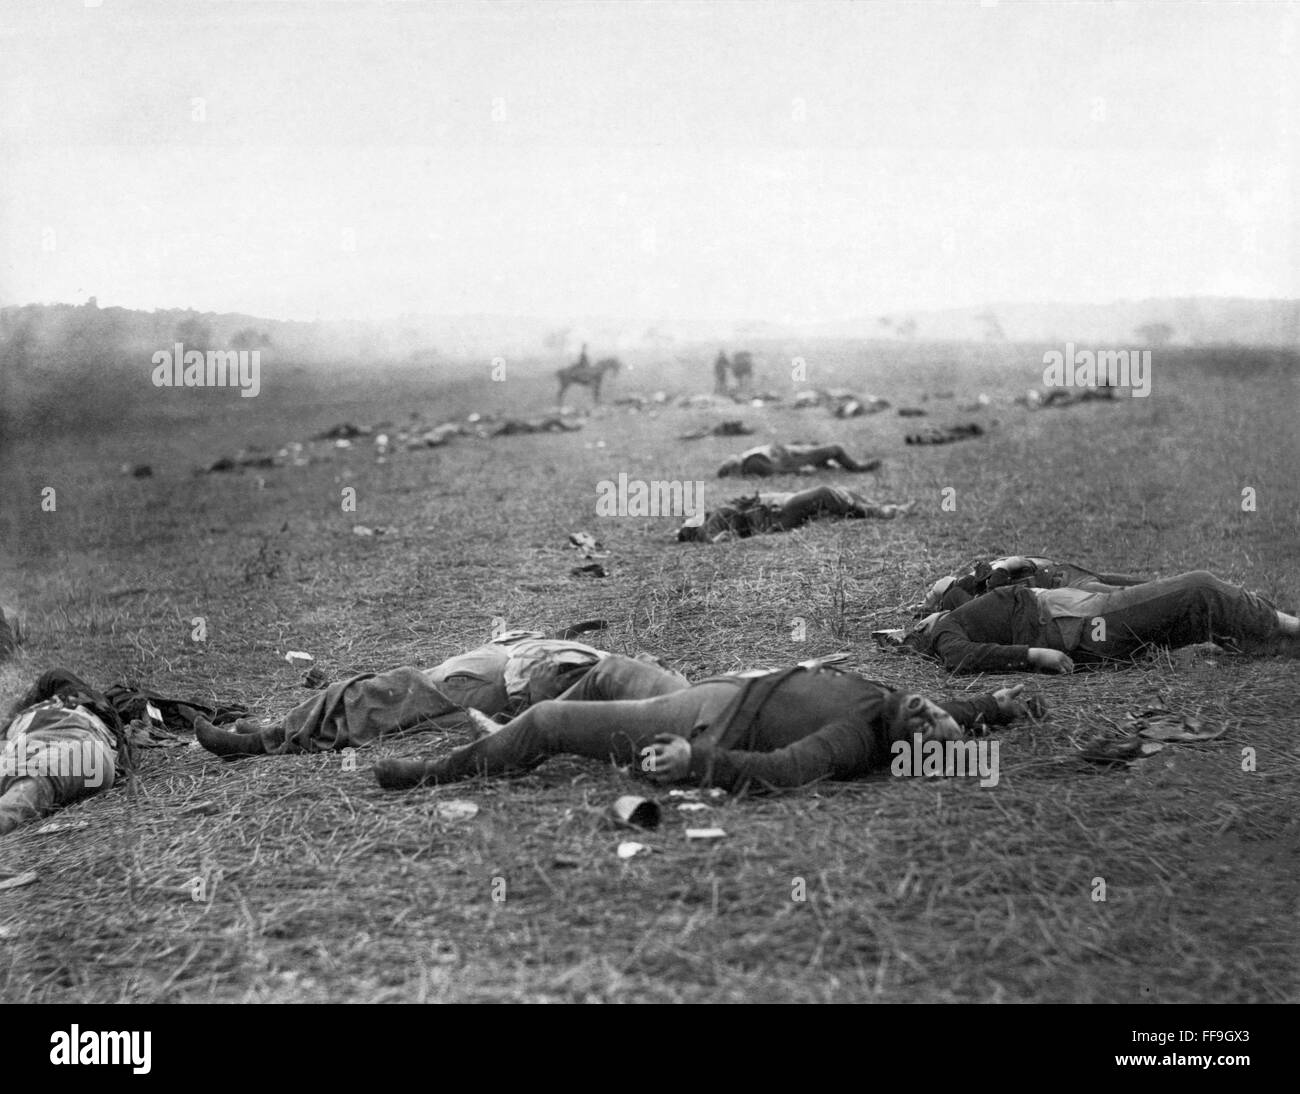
[269,654,689,754]
[421,662,736,784]
[1069,571,1290,663]
[797,444,872,471]
[776,486,894,529]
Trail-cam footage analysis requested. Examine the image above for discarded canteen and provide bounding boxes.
[607,795,661,830]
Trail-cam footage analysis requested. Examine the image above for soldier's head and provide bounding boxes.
[884,692,963,744]
[676,508,743,543]
[922,575,978,613]
[921,576,956,612]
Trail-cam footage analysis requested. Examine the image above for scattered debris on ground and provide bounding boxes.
[0,872,39,891]
[567,531,607,559]
[606,795,661,829]
[684,827,728,841]
[434,800,480,823]
[1078,735,1165,765]
[1123,700,1226,743]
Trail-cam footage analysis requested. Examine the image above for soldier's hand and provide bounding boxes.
[640,735,691,783]
[992,683,1026,718]
[1028,648,1074,673]
[991,683,1048,720]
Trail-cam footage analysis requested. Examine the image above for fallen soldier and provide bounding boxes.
[203,451,278,474]
[717,443,881,477]
[373,661,1039,793]
[195,631,688,757]
[832,395,890,418]
[789,389,889,416]
[921,556,1147,612]
[910,570,1300,673]
[408,422,463,448]
[0,670,124,837]
[905,422,984,446]
[676,485,914,543]
[490,416,582,436]
[313,422,371,441]
[1019,386,1117,410]
[678,420,755,441]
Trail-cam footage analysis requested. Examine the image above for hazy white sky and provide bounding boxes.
[1,0,1295,322]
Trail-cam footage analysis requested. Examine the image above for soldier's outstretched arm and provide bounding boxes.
[686,719,882,792]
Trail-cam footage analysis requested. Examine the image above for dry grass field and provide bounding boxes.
[1,340,1297,1003]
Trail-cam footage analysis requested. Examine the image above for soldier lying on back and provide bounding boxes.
[374,658,1039,794]
[716,442,881,477]
[909,570,1300,674]
[195,631,688,757]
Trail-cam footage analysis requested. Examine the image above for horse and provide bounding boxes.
[557,356,621,405]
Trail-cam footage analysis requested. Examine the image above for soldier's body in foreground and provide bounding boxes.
[0,671,122,837]
[195,632,688,757]
[921,555,1147,613]
[914,571,1300,674]
[375,658,1036,794]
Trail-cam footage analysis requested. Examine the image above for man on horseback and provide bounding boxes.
[556,346,620,405]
